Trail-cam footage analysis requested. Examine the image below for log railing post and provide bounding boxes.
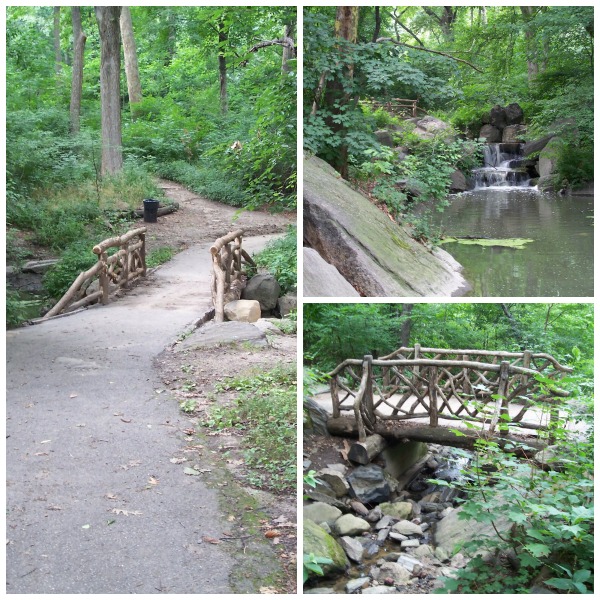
[331,377,340,419]
[140,231,147,276]
[429,366,438,427]
[122,241,130,289]
[364,355,374,428]
[489,361,510,435]
[100,251,109,304]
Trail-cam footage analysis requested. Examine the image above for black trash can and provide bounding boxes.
[143,198,160,223]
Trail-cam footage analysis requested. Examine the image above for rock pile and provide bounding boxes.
[303,446,473,594]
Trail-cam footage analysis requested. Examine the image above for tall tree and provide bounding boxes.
[217,14,228,115]
[69,6,86,134]
[120,7,142,115]
[325,6,359,179]
[53,7,62,74]
[282,21,295,73]
[95,6,123,175]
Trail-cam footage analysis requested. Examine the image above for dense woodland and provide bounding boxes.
[304,6,593,231]
[304,303,593,593]
[6,6,296,323]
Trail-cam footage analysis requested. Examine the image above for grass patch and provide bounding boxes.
[146,246,175,268]
[207,365,296,493]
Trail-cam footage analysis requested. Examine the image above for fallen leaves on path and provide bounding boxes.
[201,536,221,545]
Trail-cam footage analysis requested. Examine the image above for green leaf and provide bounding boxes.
[544,577,575,590]
[525,543,551,558]
[573,569,592,584]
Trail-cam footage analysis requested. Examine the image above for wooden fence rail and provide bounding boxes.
[43,227,147,319]
[328,345,572,442]
[210,229,255,322]
[362,98,426,119]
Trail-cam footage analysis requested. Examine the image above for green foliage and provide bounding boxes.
[154,160,248,207]
[303,553,334,584]
[207,366,296,492]
[43,241,98,298]
[555,144,594,190]
[249,226,297,294]
[146,247,174,268]
[435,386,593,594]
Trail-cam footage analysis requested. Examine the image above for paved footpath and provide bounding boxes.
[6,235,279,594]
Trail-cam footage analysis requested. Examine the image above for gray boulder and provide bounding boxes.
[379,501,412,520]
[304,502,342,526]
[317,468,350,498]
[303,520,349,576]
[302,248,359,297]
[377,562,412,585]
[538,136,564,180]
[449,169,468,193]
[522,135,554,157]
[334,513,371,536]
[241,273,280,311]
[340,536,365,563]
[479,124,501,143]
[489,105,507,129]
[414,116,454,141]
[375,129,395,147]
[276,292,296,316]
[303,396,330,436]
[502,124,527,143]
[504,103,524,125]
[392,520,423,537]
[346,577,370,593]
[303,156,468,297]
[347,465,391,505]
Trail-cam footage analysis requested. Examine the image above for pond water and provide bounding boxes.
[430,189,594,297]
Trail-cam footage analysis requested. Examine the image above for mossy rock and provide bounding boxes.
[303,519,349,576]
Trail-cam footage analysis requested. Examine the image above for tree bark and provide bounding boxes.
[54,7,62,73]
[325,6,360,180]
[69,7,86,134]
[400,304,413,347]
[371,7,382,43]
[520,6,540,81]
[348,434,387,464]
[327,417,546,454]
[95,6,123,176]
[120,7,142,115]
[281,21,295,73]
[218,15,228,115]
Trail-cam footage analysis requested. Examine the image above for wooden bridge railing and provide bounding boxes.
[210,229,256,322]
[328,345,573,442]
[44,227,147,319]
[362,98,427,119]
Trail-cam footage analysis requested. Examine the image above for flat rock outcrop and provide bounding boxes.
[303,156,469,297]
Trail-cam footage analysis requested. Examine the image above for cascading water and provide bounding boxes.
[473,143,534,189]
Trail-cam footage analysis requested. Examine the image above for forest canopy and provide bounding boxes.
[7,6,297,210]
[304,5,593,186]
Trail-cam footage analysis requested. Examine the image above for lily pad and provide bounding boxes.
[440,237,534,249]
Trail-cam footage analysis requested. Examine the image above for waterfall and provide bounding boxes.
[473,143,533,189]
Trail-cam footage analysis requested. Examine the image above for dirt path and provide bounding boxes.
[6,183,296,594]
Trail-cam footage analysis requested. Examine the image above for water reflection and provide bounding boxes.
[430,189,593,297]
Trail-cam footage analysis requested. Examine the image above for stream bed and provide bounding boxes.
[431,189,593,297]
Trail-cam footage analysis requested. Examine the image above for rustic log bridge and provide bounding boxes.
[327,416,547,456]
[210,229,255,322]
[43,227,147,319]
[362,97,425,118]
[328,345,572,445]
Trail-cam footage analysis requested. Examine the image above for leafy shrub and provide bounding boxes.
[249,226,297,294]
[556,144,593,189]
[154,160,248,207]
[208,366,296,492]
[43,241,98,299]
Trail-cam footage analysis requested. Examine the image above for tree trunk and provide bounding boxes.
[520,6,539,81]
[69,7,87,134]
[120,7,142,116]
[371,6,382,42]
[95,6,123,176]
[348,434,387,464]
[400,304,414,347]
[282,21,295,73]
[325,6,360,180]
[54,7,62,73]
[218,15,228,115]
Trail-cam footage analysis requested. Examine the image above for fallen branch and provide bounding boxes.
[376,37,483,73]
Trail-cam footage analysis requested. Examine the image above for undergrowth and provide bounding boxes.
[249,226,297,295]
[206,365,296,493]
